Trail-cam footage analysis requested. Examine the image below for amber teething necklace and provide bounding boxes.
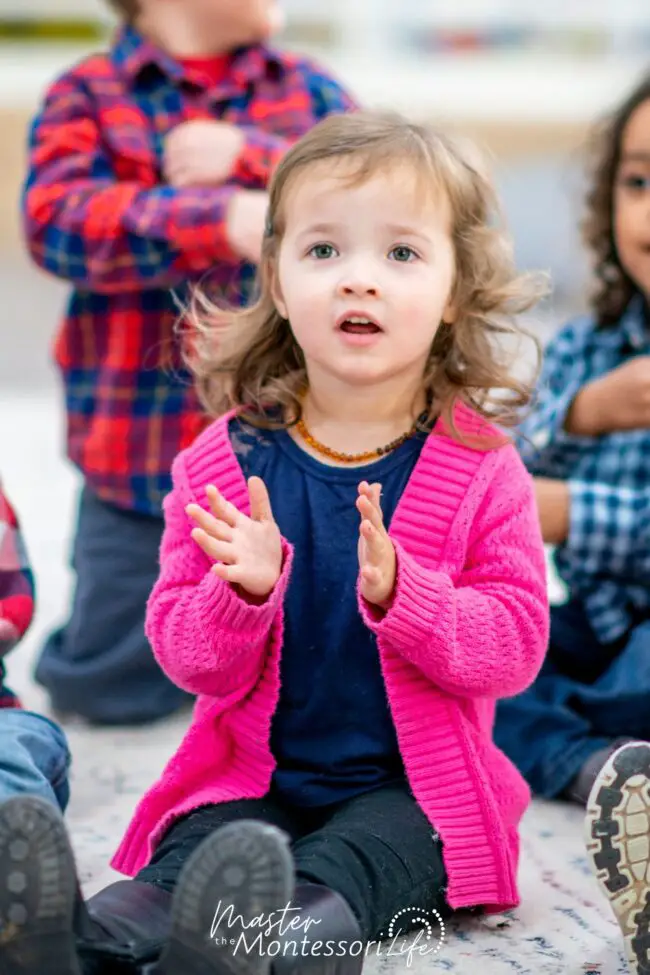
[295,398,424,464]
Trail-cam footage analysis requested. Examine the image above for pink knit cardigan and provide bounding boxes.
[111,404,549,912]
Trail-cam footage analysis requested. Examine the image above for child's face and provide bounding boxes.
[614,97,650,299]
[148,0,280,48]
[272,162,456,393]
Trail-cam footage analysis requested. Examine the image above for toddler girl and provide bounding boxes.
[0,110,549,975]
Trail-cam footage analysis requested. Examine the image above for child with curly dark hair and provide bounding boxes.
[494,74,650,974]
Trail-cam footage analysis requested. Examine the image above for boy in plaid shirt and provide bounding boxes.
[494,75,650,810]
[23,0,356,725]
[0,479,70,810]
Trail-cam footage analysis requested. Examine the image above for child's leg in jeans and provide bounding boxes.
[0,711,71,811]
[494,600,628,801]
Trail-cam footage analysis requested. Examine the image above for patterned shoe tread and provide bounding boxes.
[585,742,650,975]
[0,796,81,975]
[154,819,295,975]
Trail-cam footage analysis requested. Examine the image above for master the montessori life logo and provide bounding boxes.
[210,901,446,967]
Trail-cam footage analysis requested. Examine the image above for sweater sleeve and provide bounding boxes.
[145,470,293,699]
[23,74,243,294]
[359,449,549,699]
[0,483,35,657]
[515,318,594,477]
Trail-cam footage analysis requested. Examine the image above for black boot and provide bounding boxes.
[75,880,172,971]
[0,795,81,975]
[151,819,295,975]
[270,883,364,974]
[0,796,172,975]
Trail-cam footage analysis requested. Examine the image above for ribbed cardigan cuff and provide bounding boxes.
[198,536,293,643]
[359,539,448,650]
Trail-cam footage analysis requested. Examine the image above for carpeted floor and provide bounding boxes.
[0,391,631,974]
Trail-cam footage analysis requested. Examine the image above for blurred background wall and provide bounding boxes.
[1,0,649,391]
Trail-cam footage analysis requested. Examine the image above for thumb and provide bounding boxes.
[248,476,275,523]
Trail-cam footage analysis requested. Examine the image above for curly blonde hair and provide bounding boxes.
[188,111,546,439]
[582,74,650,327]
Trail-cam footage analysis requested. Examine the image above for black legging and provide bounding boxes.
[135,781,451,943]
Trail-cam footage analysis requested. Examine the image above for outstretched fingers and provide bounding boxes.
[356,491,385,535]
[360,515,386,567]
[186,503,233,542]
[206,484,239,527]
[189,527,236,565]
[248,476,275,523]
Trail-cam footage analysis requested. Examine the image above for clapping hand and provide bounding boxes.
[356,481,397,607]
[186,478,282,598]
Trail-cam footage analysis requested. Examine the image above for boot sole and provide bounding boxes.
[154,819,295,975]
[0,796,81,975]
[585,741,650,974]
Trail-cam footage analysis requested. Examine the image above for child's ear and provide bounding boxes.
[442,297,457,326]
[270,267,288,320]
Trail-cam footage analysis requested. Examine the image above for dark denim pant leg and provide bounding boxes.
[0,710,71,811]
[494,601,615,798]
[567,615,650,739]
[293,783,450,943]
[35,485,191,725]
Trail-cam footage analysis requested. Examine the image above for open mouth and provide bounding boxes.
[338,315,382,335]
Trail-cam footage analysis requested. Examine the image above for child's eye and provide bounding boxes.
[389,245,419,263]
[308,243,337,259]
[619,173,650,191]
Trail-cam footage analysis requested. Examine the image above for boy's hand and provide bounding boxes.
[186,479,283,599]
[566,356,650,435]
[226,190,269,264]
[357,482,397,608]
[164,120,245,187]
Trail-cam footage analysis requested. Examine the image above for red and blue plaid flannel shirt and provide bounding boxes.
[23,26,356,515]
[0,481,34,708]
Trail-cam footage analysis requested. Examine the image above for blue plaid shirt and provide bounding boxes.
[518,297,650,643]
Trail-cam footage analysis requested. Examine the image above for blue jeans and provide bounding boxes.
[494,600,650,798]
[0,710,71,811]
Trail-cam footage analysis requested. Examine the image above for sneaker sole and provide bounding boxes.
[154,819,295,975]
[585,742,650,974]
[0,796,81,975]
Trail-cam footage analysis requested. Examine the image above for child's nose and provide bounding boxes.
[340,281,379,297]
[337,271,380,298]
